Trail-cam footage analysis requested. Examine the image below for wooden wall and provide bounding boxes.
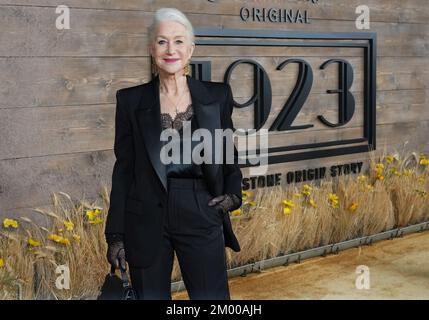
[0,0,428,220]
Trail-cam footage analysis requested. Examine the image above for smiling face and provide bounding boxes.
[149,20,195,77]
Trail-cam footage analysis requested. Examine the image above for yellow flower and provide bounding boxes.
[375,163,384,177]
[48,234,61,242]
[48,234,70,246]
[72,234,81,241]
[385,155,394,163]
[376,174,384,181]
[248,201,256,207]
[328,193,339,208]
[28,237,41,247]
[88,217,103,225]
[242,191,251,201]
[0,258,4,268]
[418,176,425,184]
[302,184,312,191]
[242,191,251,198]
[86,210,100,220]
[375,163,384,171]
[63,220,74,231]
[301,184,312,196]
[420,159,429,166]
[231,209,241,216]
[58,228,64,233]
[282,199,294,207]
[282,199,295,214]
[94,208,102,214]
[60,238,70,246]
[309,199,317,208]
[3,218,18,229]
[328,193,339,202]
[283,207,292,215]
[348,202,358,212]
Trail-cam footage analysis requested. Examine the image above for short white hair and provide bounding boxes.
[148,8,195,45]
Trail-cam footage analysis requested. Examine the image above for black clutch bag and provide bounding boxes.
[97,266,137,300]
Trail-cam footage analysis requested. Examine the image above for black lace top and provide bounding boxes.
[160,103,193,131]
[160,104,204,179]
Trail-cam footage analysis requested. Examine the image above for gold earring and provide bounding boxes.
[183,60,191,76]
[151,56,159,76]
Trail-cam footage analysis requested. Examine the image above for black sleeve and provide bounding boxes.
[221,84,243,208]
[105,90,135,235]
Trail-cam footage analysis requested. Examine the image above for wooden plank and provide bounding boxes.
[0,150,114,212]
[0,104,115,160]
[0,57,149,108]
[0,5,428,57]
[0,56,427,108]
[0,0,428,24]
[0,89,426,160]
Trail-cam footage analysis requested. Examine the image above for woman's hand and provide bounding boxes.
[106,234,127,271]
[207,193,241,213]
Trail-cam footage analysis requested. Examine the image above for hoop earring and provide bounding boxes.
[151,56,159,76]
[183,60,191,76]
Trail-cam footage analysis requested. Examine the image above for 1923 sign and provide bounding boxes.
[157,28,377,168]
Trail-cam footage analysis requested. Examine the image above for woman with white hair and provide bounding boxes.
[105,7,243,300]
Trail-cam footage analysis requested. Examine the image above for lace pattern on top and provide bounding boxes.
[160,103,193,131]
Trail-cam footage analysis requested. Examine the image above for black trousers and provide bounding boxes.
[129,177,230,300]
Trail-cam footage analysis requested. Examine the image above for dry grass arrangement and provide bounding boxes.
[1,150,428,299]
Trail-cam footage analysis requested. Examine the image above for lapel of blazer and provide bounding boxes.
[135,74,221,194]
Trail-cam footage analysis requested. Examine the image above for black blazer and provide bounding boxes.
[105,75,243,268]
